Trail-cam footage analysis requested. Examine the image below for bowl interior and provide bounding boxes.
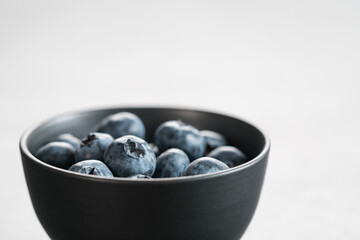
[26,107,267,168]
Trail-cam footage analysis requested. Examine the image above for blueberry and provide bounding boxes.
[200,130,227,152]
[153,148,190,178]
[128,174,152,179]
[75,132,114,162]
[207,146,248,168]
[149,143,159,156]
[181,157,229,176]
[68,160,114,178]
[35,142,75,169]
[55,133,81,150]
[154,120,206,160]
[104,135,156,177]
[94,112,146,139]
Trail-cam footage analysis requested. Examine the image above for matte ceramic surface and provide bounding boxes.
[20,107,270,240]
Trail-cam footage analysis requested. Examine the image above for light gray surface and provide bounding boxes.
[0,0,359,239]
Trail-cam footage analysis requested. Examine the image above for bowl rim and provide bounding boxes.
[20,106,270,183]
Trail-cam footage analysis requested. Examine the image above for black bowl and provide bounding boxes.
[20,107,270,240]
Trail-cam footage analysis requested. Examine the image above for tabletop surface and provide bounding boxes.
[1,0,359,239]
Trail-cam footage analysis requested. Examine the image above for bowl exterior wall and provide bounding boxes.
[21,151,268,240]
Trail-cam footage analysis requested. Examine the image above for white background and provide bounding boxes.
[1,0,359,239]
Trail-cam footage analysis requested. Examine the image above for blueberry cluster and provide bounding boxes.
[35,112,249,179]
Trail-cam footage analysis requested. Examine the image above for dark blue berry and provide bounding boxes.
[154,120,206,160]
[207,146,248,168]
[68,160,113,178]
[181,157,229,176]
[104,135,156,177]
[94,112,145,139]
[200,130,227,152]
[128,174,152,179]
[55,133,81,150]
[35,142,75,169]
[75,132,113,162]
[154,148,190,178]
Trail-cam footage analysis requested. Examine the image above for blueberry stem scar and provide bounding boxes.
[127,140,145,157]
[89,167,95,175]
[81,134,97,147]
